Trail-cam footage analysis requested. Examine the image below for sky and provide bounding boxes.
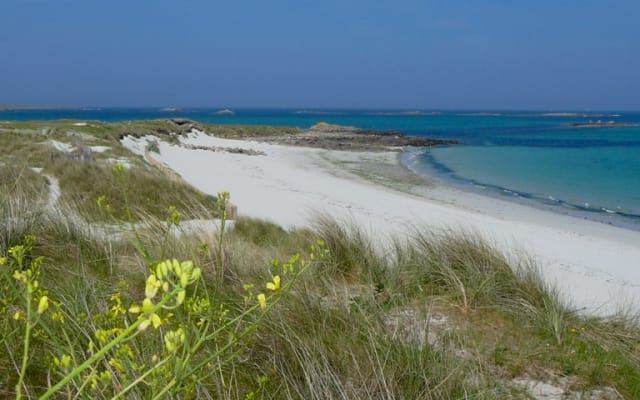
[1,0,639,110]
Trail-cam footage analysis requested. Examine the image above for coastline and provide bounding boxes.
[123,131,640,316]
[402,147,640,232]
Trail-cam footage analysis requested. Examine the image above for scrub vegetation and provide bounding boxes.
[1,120,638,399]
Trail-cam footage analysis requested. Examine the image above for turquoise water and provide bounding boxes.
[420,144,640,217]
[3,108,640,227]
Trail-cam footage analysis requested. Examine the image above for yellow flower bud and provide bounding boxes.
[13,270,27,283]
[138,319,151,331]
[37,296,49,314]
[157,262,168,280]
[60,354,71,368]
[257,293,267,309]
[191,267,202,281]
[266,275,281,291]
[179,272,189,288]
[176,289,186,305]
[145,275,160,299]
[171,259,181,275]
[142,298,153,313]
[109,358,124,372]
[100,370,112,381]
[150,313,162,329]
[182,260,193,273]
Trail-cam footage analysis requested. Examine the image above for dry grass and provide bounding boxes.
[1,121,640,398]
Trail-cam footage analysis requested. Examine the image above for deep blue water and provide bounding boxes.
[3,108,640,227]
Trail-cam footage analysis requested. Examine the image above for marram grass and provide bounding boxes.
[1,191,327,399]
[1,137,640,397]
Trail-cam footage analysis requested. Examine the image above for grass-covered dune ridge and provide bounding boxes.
[1,120,638,398]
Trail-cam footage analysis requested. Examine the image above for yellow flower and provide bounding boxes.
[97,195,106,208]
[257,293,267,309]
[191,267,201,281]
[130,298,162,331]
[55,354,71,368]
[52,311,65,323]
[138,313,162,331]
[243,283,254,291]
[145,274,161,299]
[164,328,186,353]
[176,289,186,306]
[13,311,24,320]
[142,297,153,312]
[37,296,49,314]
[156,261,169,280]
[110,357,124,372]
[0,256,7,265]
[13,270,28,284]
[266,275,281,291]
[99,370,112,382]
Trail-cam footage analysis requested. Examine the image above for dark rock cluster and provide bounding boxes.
[257,129,459,152]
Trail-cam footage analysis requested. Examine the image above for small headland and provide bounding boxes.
[120,119,460,152]
[255,121,460,151]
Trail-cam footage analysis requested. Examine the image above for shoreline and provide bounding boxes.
[123,130,640,316]
[400,147,640,233]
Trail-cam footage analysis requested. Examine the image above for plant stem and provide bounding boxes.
[217,211,226,283]
[151,377,177,400]
[110,358,169,400]
[15,290,33,400]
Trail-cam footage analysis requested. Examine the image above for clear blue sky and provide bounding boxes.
[1,0,639,110]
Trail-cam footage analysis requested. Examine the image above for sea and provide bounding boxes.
[2,108,640,229]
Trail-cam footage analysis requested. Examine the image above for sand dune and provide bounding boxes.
[123,131,640,315]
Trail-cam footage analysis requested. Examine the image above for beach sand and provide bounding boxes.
[123,131,640,316]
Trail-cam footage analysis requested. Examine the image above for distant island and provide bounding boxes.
[214,108,235,115]
[568,120,640,128]
[0,105,76,111]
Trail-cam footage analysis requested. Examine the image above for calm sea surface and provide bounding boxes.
[3,108,639,228]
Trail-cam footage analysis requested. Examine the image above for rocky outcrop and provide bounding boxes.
[256,127,459,151]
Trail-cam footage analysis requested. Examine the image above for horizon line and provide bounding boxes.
[1,105,639,113]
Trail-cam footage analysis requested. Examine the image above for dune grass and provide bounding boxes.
[3,196,639,398]
[1,122,639,398]
[200,124,300,138]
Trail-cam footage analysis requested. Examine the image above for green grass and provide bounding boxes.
[200,124,300,138]
[0,165,49,253]
[1,121,639,399]
[49,159,217,222]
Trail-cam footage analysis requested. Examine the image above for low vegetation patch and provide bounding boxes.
[1,120,638,399]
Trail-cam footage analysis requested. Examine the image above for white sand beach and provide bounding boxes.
[123,131,640,316]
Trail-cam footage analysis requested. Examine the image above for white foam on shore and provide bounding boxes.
[123,131,640,316]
